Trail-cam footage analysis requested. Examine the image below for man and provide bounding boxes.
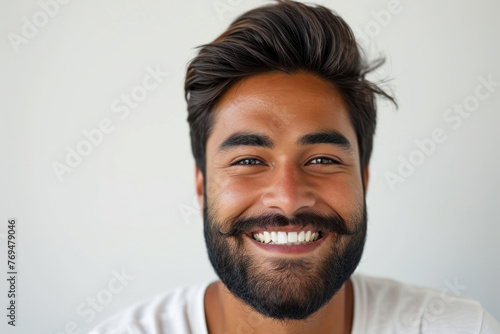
[90,1,499,333]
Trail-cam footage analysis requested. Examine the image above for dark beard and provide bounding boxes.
[203,191,367,322]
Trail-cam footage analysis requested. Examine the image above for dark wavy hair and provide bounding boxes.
[184,0,395,182]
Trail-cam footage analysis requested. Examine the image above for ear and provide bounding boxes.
[195,164,204,211]
[363,164,370,195]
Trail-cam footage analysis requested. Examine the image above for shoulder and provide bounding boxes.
[88,280,214,334]
[350,274,500,334]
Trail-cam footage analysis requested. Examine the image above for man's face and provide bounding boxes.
[196,71,368,321]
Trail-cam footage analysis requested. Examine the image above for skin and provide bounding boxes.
[195,70,369,334]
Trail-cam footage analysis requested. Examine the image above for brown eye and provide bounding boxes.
[232,158,265,166]
[308,157,341,165]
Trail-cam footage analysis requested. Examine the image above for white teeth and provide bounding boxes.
[271,232,278,242]
[278,232,287,243]
[252,230,320,245]
[264,231,271,243]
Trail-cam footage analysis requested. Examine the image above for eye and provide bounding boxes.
[231,158,265,166]
[230,156,341,167]
[307,157,341,165]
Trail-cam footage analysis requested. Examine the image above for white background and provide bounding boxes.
[1,0,499,332]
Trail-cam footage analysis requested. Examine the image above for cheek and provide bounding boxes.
[208,176,263,217]
[314,176,364,215]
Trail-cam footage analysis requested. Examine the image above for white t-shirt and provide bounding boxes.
[89,274,500,333]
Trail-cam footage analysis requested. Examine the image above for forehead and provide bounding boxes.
[206,71,358,155]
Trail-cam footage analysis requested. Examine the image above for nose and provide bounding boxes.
[261,160,317,217]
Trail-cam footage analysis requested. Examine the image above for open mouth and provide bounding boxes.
[246,230,326,245]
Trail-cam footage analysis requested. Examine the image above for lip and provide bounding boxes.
[244,230,332,255]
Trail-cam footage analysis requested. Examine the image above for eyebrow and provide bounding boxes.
[218,130,354,155]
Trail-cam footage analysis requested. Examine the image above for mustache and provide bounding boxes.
[219,211,356,238]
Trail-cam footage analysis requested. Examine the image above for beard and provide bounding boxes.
[203,190,367,322]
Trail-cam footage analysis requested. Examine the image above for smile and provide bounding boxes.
[252,230,321,245]
[244,228,331,255]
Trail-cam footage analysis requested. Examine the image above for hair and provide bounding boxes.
[184,0,396,183]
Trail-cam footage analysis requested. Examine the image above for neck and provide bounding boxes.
[204,278,354,334]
